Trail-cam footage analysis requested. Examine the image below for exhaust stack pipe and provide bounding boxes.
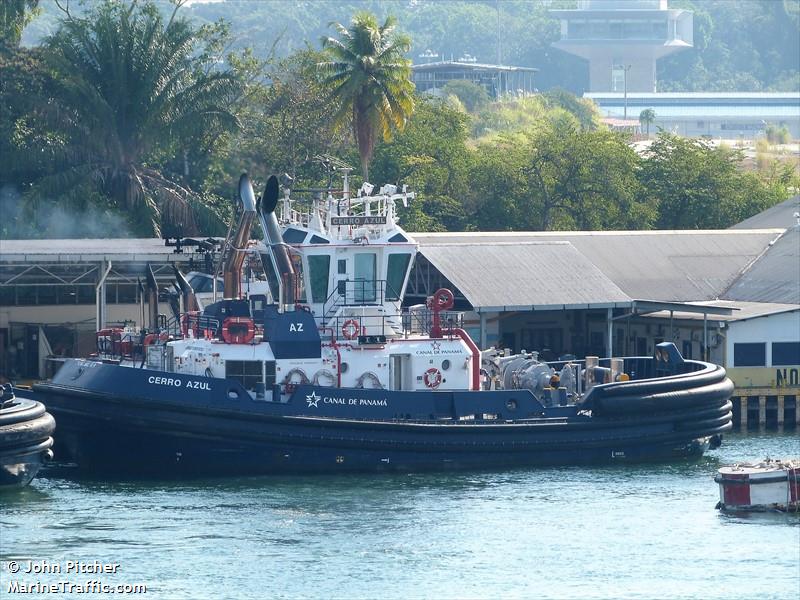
[258,175,296,304]
[173,265,199,312]
[145,264,159,330]
[223,174,258,299]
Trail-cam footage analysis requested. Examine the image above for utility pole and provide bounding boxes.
[623,64,632,120]
[496,0,502,66]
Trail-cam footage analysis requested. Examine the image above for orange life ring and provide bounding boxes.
[221,317,255,344]
[423,367,442,389]
[342,319,360,340]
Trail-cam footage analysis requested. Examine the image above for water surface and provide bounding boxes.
[2,433,798,599]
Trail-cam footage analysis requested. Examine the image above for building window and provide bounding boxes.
[772,342,800,366]
[733,342,766,367]
[611,62,626,92]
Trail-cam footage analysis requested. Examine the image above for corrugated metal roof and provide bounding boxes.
[414,230,784,302]
[586,92,800,101]
[0,238,209,263]
[642,300,799,322]
[419,242,631,311]
[411,61,538,73]
[731,196,799,230]
[723,227,800,304]
[600,106,800,118]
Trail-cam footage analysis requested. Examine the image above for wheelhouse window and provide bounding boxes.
[307,255,331,303]
[772,342,800,366]
[386,254,411,300]
[226,360,262,392]
[354,253,376,303]
[733,342,766,367]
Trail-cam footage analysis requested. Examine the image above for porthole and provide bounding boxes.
[441,359,451,371]
[227,389,240,400]
[506,398,517,411]
[340,362,349,373]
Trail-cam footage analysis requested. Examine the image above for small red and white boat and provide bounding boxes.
[715,458,800,512]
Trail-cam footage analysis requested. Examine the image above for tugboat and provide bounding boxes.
[0,384,55,487]
[715,458,800,512]
[34,171,734,476]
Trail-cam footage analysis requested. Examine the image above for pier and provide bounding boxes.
[730,388,799,430]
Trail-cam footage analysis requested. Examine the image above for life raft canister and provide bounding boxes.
[342,319,360,340]
[221,317,256,344]
[423,367,442,389]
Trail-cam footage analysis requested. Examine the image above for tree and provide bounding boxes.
[441,80,490,113]
[34,1,241,236]
[0,0,39,47]
[639,132,788,229]
[639,108,657,138]
[319,12,415,182]
[371,96,473,231]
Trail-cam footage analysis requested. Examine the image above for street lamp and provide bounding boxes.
[623,64,632,120]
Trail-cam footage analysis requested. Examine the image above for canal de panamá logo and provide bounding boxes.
[306,391,321,408]
[305,389,388,408]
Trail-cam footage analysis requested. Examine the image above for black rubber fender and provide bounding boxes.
[0,397,47,426]
[599,400,733,426]
[674,411,733,432]
[591,363,729,399]
[0,412,56,450]
[590,377,734,416]
[0,436,54,461]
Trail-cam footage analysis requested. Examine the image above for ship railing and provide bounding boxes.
[321,280,402,316]
[402,306,464,336]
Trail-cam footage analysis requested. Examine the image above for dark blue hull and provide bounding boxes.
[33,359,733,476]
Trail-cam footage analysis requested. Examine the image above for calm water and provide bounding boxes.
[2,433,798,600]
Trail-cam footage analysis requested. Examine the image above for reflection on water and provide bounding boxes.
[1,432,798,599]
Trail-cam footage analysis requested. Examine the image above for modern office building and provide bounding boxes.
[587,92,800,139]
[411,61,538,99]
[550,0,693,93]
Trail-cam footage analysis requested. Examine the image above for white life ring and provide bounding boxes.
[423,367,442,389]
[342,319,360,340]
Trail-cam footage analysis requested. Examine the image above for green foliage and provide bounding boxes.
[441,80,490,113]
[24,0,243,237]
[541,89,602,131]
[508,123,649,231]
[371,96,472,232]
[2,5,794,240]
[472,94,588,140]
[639,109,656,137]
[319,12,415,181]
[765,123,791,144]
[0,0,39,47]
[659,0,800,92]
[639,133,785,229]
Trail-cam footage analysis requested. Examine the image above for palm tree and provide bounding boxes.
[37,1,240,235]
[639,108,657,138]
[319,12,415,182]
